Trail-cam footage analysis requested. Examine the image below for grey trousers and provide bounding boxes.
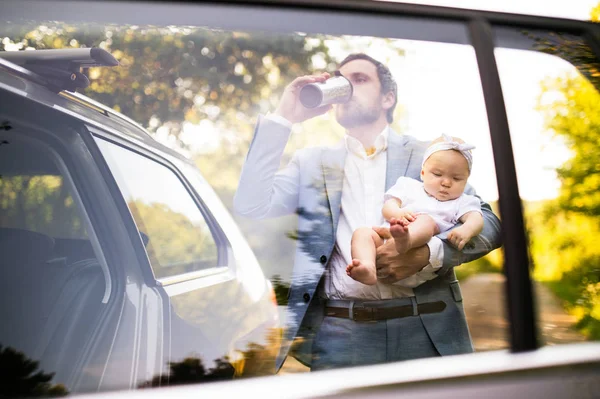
[311,297,440,371]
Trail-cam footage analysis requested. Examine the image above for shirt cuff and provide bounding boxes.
[265,112,293,129]
[426,236,444,271]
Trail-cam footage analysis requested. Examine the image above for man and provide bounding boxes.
[234,53,502,371]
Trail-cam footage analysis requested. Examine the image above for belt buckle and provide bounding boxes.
[350,302,376,322]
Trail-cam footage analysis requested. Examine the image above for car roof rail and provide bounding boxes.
[0,48,118,92]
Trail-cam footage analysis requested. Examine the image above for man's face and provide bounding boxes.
[335,59,390,129]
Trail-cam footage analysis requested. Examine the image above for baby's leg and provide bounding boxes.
[390,214,439,254]
[346,227,384,285]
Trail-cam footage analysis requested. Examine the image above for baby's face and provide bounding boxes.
[421,150,470,201]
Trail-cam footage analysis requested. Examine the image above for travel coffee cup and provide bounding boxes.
[299,72,353,109]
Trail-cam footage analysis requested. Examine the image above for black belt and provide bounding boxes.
[325,300,446,322]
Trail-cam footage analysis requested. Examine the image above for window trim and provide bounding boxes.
[468,18,538,352]
[156,266,230,287]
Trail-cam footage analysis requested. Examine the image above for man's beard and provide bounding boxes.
[336,100,380,129]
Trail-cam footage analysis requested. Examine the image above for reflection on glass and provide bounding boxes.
[496,24,600,344]
[1,12,509,384]
[96,139,218,278]
[0,174,87,239]
[0,345,69,397]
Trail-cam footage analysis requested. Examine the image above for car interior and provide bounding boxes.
[0,130,106,387]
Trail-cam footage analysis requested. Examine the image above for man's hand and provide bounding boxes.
[372,227,430,284]
[274,73,333,124]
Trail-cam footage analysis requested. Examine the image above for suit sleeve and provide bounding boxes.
[436,184,502,276]
[234,115,301,219]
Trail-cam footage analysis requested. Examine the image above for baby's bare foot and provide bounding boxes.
[390,219,411,254]
[346,259,377,285]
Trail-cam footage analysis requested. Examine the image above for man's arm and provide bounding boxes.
[234,73,332,219]
[436,197,501,276]
[234,116,300,219]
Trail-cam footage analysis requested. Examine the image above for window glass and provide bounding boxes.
[96,138,219,279]
[0,132,104,396]
[0,3,511,390]
[495,27,600,345]
[0,147,87,239]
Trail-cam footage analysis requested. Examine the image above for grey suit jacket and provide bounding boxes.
[234,116,502,369]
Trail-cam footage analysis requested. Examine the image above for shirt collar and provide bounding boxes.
[344,126,389,160]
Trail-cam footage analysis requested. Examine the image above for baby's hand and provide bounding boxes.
[394,210,416,226]
[447,226,473,251]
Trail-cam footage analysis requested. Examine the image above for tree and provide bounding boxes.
[538,73,600,215]
[0,175,86,239]
[530,2,600,339]
[128,201,217,278]
[0,345,68,397]
[592,3,600,21]
[1,22,334,149]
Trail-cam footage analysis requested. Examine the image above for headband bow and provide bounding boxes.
[422,134,476,171]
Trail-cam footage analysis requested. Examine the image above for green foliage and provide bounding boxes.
[526,200,600,340]
[1,22,334,148]
[538,73,600,216]
[0,175,86,238]
[129,201,217,278]
[592,3,600,22]
[455,255,502,281]
[531,4,600,340]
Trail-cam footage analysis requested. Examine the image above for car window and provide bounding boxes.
[0,131,105,396]
[1,7,507,380]
[1,0,599,396]
[95,138,220,279]
[495,26,600,346]
[0,143,87,239]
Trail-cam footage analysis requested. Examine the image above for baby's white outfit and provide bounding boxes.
[384,176,482,288]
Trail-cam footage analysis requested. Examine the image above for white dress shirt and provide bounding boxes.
[265,115,444,300]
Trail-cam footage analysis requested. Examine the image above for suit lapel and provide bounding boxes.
[386,130,413,191]
[321,142,346,234]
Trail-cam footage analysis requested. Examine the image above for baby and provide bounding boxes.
[346,134,484,286]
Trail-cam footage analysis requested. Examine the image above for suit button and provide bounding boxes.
[320,255,327,264]
[303,293,310,303]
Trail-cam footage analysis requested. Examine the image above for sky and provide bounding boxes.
[380,0,598,21]
[384,40,575,202]
[313,1,598,202]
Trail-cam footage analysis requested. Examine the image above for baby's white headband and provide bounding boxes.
[422,134,476,172]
